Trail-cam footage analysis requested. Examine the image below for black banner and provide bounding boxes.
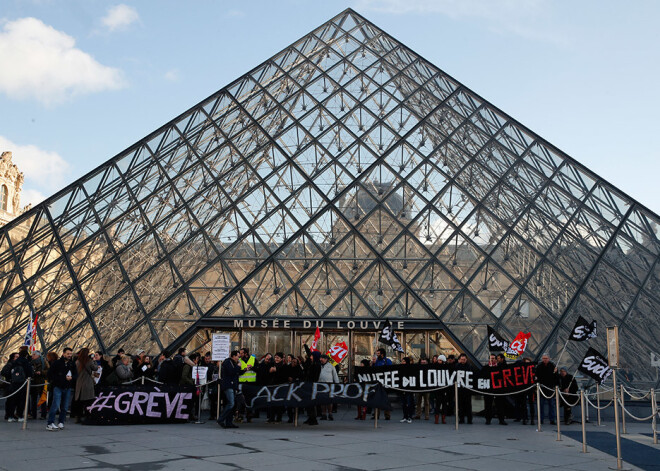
[240,381,391,410]
[578,347,612,384]
[85,385,196,425]
[487,326,509,352]
[355,363,536,394]
[569,316,597,341]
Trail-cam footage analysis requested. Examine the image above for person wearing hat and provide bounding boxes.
[558,366,578,425]
[432,354,449,424]
[132,349,154,380]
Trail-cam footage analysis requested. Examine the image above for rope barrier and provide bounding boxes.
[586,395,614,410]
[557,389,581,407]
[618,397,656,422]
[622,386,652,401]
[0,380,28,400]
[539,384,557,399]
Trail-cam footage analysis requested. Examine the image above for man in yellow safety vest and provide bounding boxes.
[236,348,256,422]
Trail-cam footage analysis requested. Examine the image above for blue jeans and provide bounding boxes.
[540,395,556,423]
[218,388,235,426]
[48,387,72,425]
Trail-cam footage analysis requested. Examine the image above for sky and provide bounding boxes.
[0,0,658,215]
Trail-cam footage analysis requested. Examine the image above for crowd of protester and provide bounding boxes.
[1,342,577,431]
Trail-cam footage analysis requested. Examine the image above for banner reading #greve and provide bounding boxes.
[85,385,196,425]
[355,363,536,394]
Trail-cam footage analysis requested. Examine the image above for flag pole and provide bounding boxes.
[555,339,570,370]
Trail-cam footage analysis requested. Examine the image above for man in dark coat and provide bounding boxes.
[303,349,321,425]
[157,350,178,385]
[218,350,242,429]
[46,347,76,430]
[536,353,558,425]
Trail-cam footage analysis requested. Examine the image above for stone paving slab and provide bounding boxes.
[0,414,654,470]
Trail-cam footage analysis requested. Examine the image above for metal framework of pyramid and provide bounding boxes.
[0,9,658,386]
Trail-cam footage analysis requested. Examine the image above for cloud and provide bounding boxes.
[164,69,180,82]
[101,4,139,32]
[355,0,569,45]
[0,136,70,207]
[0,17,126,105]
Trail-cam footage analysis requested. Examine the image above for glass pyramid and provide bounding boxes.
[0,9,658,386]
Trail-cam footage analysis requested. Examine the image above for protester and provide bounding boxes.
[558,367,578,425]
[399,356,415,423]
[29,351,47,420]
[373,348,392,421]
[318,354,339,420]
[218,350,241,429]
[115,355,134,385]
[4,350,33,422]
[415,357,431,420]
[72,348,98,423]
[431,354,450,424]
[47,347,76,430]
[303,349,321,425]
[536,353,558,425]
[133,350,155,380]
[111,348,125,368]
[454,353,472,424]
[483,354,508,425]
[157,350,179,385]
[93,352,111,387]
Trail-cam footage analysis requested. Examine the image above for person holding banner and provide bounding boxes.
[374,348,392,421]
[318,354,339,420]
[455,353,473,424]
[483,354,507,425]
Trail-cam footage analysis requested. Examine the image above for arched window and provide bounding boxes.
[0,185,8,211]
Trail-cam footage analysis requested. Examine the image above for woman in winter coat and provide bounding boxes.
[73,348,98,422]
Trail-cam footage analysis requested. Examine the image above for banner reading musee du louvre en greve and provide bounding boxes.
[355,363,536,394]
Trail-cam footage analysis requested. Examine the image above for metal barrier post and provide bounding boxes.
[22,378,30,430]
[294,407,298,427]
[216,386,221,421]
[454,382,459,430]
[374,408,378,429]
[620,384,626,434]
[555,386,561,441]
[580,390,588,453]
[597,383,602,426]
[141,376,145,385]
[612,369,624,470]
[652,389,657,445]
[536,383,542,432]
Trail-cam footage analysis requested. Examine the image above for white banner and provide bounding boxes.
[211,333,231,361]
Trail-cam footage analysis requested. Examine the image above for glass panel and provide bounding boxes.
[268,330,291,357]
[404,331,426,362]
[244,330,267,359]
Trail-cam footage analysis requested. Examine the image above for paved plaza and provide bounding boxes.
[0,409,657,471]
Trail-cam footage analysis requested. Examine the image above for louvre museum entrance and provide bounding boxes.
[196,326,460,379]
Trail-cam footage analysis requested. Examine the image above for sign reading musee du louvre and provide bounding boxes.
[355,364,536,394]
